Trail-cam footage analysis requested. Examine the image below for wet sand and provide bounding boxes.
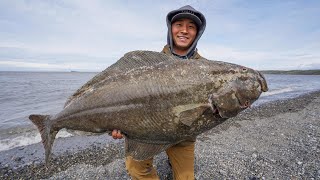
[1,91,319,179]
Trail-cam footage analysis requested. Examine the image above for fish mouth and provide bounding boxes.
[208,94,222,118]
[211,104,222,118]
[235,93,252,109]
[209,93,251,118]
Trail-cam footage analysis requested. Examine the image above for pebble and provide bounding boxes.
[252,153,257,158]
[219,169,227,175]
[14,157,23,162]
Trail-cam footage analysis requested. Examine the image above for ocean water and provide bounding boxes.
[0,72,319,151]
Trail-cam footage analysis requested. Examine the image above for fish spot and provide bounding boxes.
[239,76,249,81]
[173,117,180,124]
[210,71,221,75]
[94,128,103,132]
[131,55,142,60]
[229,69,236,74]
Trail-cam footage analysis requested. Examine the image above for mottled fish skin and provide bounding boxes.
[29,50,268,167]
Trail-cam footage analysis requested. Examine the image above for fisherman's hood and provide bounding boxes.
[166,5,206,58]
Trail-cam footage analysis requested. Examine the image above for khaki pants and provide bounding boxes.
[125,141,195,180]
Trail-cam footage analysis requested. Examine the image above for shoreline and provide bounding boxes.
[1,90,319,179]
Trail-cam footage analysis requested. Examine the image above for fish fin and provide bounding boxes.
[125,138,172,161]
[173,104,210,126]
[29,114,57,168]
[109,51,176,71]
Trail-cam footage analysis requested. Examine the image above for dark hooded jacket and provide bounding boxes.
[161,5,206,59]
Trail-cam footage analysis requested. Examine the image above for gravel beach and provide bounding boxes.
[1,90,319,179]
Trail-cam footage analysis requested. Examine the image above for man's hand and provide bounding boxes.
[111,129,123,139]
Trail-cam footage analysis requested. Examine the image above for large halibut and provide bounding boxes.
[29,50,268,167]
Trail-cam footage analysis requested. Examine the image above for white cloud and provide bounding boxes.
[0,0,170,61]
[0,60,66,70]
[0,59,106,71]
[198,43,320,70]
[0,1,319,71]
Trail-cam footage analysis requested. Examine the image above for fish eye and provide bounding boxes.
[242,68,248,72]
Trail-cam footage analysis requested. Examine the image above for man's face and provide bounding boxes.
[171,18,198,54]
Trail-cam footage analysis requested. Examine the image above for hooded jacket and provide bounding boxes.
[162,5,206,59]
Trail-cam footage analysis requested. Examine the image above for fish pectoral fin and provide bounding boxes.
[173,104,211,126]
[125,138,172,161]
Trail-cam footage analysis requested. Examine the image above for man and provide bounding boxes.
[111,5,206,180]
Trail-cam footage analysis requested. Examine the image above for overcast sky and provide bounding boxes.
[0,0,319,71]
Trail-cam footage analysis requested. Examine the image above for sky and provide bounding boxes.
[0,0,319,72]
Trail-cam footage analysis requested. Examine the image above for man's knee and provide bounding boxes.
[125,156,159,180]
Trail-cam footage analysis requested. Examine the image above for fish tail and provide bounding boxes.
[29,114,57,168]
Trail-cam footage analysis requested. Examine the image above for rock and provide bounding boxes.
[219,169,227,175]
[252,153,258,158]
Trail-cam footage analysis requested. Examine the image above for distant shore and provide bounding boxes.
[260,69,320,75]
[1,90,320,179]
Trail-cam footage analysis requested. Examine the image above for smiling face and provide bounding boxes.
[171,18,198,56]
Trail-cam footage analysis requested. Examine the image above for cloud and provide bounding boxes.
[198,43,320,70]
[0,1,319,71]
[0,0,167,55]
[0,59,105,72]
[297,63,320,70]
[0,60,65,69]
